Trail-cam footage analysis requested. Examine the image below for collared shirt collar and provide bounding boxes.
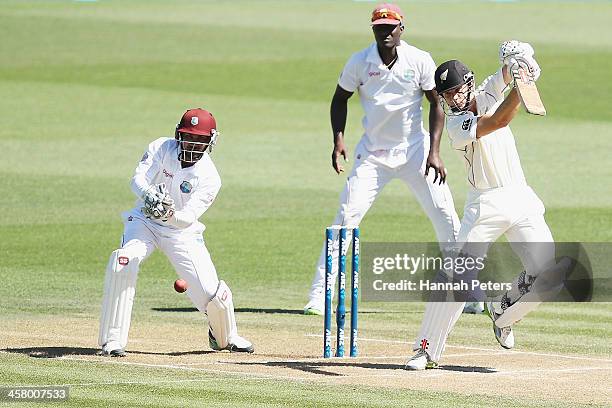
[365,40,406,65]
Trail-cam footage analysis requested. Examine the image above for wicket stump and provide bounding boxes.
[323,226,359,358]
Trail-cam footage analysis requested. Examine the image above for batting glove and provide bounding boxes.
[499,40,535,66]
[508,55,541,82]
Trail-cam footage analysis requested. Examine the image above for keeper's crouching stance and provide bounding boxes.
[98,108,253,356]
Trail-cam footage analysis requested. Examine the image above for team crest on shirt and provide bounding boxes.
[403,69,415,80]
[180,180,193,193]
[462,119,472,131]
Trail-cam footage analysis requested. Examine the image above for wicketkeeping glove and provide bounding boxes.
[141,183,175,221]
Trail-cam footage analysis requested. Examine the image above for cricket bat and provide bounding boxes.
[514,66,546,116]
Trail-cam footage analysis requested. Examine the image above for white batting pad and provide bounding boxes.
[206,280,237,349]
[413,301,464,362]
[98,248,139,349]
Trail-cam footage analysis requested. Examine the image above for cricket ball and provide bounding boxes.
[174,279,188,293]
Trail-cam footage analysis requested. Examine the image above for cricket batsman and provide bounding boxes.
[406,41,563,369]
[98,108,254,356]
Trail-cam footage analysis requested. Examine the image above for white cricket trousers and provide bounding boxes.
[98,214,221,349]
[121,215,220,311]
[307,139,460,304]
[413,185,555,362]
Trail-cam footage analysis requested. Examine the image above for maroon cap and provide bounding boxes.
[371,3,404,26]
[176,108,216,136]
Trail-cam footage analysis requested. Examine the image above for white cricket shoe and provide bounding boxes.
[463,302,485,314]
[209,331,254,353]
[404,350,439,370]
[99,341,126,357]
[303,297,324,316]
[485,301,515,349]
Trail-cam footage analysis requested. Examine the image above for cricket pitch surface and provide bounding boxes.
[2,316,610,406]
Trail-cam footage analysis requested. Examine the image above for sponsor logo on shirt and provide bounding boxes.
[203,193,215,205]
[368,71,381,77]
[163,169,174,178]
[180,180,193,193]
[462,119,472,131]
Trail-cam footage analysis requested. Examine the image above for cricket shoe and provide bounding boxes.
[209,331,254,353]
[303,298,324,316]
[404,350,438,371]
[99,341,126,357]
[485,301,515,349]
[463,301,485,314]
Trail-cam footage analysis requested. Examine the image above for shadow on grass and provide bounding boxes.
[152,307,419,315]
[232,360,496,376]
[439,365,497,373]
[1,347,214,358]
[151,307,305,314]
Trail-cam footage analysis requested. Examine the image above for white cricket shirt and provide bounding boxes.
[445,68,527,191]
[338,40,436,151]
[126,137,221,232]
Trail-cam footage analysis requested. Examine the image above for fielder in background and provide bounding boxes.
[304,3,460,315]
[98,108,254,356]
[406,42,558,370]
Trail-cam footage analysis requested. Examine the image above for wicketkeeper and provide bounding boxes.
[98,108,253,356]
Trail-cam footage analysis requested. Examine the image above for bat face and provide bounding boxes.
[514,67,546,116]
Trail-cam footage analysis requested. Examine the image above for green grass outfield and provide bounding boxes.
[1,1,611,407]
